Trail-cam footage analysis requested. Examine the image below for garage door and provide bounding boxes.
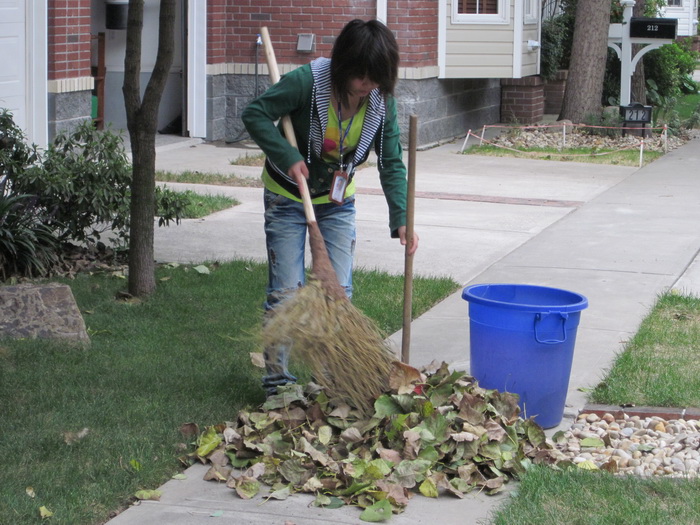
[0,0,26,131]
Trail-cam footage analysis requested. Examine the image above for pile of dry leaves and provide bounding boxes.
[183,362,568,522]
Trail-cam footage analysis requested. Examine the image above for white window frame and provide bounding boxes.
[524,0,538,25]
[452,0,509,25]
[666,0,682,7]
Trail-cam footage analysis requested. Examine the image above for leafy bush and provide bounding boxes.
[9,121,133,248]
[643,39,700,99]
[581,110,624,138]
[1,110,193,280]
[0,188,60,281]
[0,110,58,280]
[540,16,570,81]
[155,185,189,227]
[0,109,38,178]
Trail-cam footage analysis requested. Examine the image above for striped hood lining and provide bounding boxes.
[308,58,386,170]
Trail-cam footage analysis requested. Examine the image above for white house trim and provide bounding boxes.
[47,76,94,93]
[513,0,523,78]
[376,0,387,25]
[452,0,510,25]
[28,0,48,148]
[438,0,446,78]
[187,0,206,138]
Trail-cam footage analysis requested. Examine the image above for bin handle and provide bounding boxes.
[534,312,568,344]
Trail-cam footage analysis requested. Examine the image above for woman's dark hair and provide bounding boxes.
[331,19,399,105]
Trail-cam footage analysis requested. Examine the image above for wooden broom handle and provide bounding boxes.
[260,26,316,223]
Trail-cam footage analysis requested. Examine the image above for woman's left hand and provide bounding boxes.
[398,226,419,256]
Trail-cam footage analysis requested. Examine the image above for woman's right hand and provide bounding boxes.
[288,160,309,186]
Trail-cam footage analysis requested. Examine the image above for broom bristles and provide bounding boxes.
[263,279,395,412]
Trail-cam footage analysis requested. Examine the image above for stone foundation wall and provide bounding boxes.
[48,90,93,141]
[209,74,501,147]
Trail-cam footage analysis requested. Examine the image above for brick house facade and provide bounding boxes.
[47,0,94,137]
[10,0,545,147]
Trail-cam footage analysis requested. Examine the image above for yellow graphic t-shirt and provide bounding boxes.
[263,99,367,204]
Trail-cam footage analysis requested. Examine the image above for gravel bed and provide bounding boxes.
[485,127,698,153]
[556,412,700,478]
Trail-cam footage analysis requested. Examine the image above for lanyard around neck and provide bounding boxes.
[337,104,355,172]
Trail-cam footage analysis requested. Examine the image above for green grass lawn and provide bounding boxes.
[0,262,458,524]
[675,92,700,122]
[467,144,663,167]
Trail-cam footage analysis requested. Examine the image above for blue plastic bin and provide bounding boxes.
[462,284,588,428]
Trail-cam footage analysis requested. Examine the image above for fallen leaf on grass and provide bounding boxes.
[63,427,89,445]
[250,352,265,368]
[193,265,210,275]
[171,473,187,480]
[179,422,199,438]
[26,487,36,498]
[39,506,53,519]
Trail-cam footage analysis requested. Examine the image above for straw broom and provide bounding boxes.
[259,27,394,412]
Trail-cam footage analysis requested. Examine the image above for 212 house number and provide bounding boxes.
[625,109,651,121]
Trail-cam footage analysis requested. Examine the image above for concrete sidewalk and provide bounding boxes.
[108,135,700,524]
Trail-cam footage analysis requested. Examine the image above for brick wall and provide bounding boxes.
[543,70,567,115]
[48,0,92,80]
[208,0,228,65]
[218,0,435,67]
[500,76,544,124]
[388,0,438,68]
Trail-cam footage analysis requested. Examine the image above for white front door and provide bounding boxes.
[0,0,27,130]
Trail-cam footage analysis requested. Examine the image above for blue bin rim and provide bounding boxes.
[462,283,588,313]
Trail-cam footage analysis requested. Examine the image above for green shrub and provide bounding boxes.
[155,185,189,226]
[0,109,38,178]
[1,110,194,280]
[540,16,569,81]
[581,110,624,138]
[643,39,699,99]
[0,188,60,281]
[10,121,133,248]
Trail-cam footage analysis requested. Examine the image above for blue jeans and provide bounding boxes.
[261,188,356,392]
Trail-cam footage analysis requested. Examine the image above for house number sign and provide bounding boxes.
[629,17,678,40]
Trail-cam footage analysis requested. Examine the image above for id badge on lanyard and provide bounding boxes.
[329,169,349,205]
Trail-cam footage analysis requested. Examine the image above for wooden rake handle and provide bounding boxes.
[260,26,316,224]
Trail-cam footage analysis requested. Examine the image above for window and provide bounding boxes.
[524,0,538,24]
[458,0,499,14]
[666,0,682,6]
[453,0,508,24]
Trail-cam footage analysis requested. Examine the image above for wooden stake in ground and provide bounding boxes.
[401,115,417,363]
[259,27,394,411]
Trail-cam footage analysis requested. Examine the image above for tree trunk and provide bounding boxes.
[123,0,176,297]
[631,0,647,104]
[559,0,613,122]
